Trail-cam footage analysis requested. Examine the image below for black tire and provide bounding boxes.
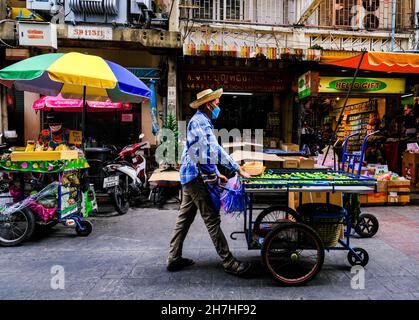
[253,206,300,238]
[0,207,36,247]
[355,213,379,238]
[75,220,93,237]
[261,222,325,286]
[111,178,130,215]
[347,247,369,267]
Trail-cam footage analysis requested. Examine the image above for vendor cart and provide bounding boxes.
[0,155,95,246]
[229,169,376,286]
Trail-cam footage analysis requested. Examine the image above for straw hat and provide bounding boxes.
[189,88,223,109]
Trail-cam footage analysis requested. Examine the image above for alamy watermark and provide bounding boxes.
[51,265,65,290]
[350,266,365,290]
[155,121,264,165]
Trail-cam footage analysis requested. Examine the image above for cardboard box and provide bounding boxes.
[299,158,315,169]
[402,152,419,184]
[388,194,410,204]
[388,180,411,193]
[367,193,387,203]
[280,142,299,152]
[283,158,299,169]
[376,181,388,193]
[289,192,343,211]
[360,194,368,204]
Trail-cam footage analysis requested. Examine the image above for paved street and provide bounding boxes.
[0,203,418,300]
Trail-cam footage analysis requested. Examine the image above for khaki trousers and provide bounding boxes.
[167,178,235,268]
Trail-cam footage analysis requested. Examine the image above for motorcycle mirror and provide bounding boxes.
[139,133,145,140]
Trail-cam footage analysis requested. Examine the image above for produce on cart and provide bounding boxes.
[226,168,376,286]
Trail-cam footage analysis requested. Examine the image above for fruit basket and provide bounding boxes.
[241,161,266,176]
[11,150,79,161]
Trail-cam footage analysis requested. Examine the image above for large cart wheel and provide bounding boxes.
[0,207,36,247]
[253,206,300,238]
[76,220,93,237]
[347,247,369,267]
[354,213,379,238]
[261,222,324,286]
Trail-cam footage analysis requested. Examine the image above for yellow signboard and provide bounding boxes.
[319,77,405,94]
[69,130,82,145]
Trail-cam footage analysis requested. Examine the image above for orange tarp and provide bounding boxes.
[320,51,419,74]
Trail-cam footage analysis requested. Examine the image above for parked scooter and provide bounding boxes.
[85,134,150,215]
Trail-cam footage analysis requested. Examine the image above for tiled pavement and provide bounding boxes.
[0,204,418,300]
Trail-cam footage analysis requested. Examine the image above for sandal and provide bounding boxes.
[224,260,251,276]
[167,258,195,272]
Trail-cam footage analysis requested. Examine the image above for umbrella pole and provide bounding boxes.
[321,50,366,167]
[82,86,87,150]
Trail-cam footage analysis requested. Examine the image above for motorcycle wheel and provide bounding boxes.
[111,179,130,215]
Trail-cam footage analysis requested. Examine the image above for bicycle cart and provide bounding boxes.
[230,169,376,286]
[0,155,96,246]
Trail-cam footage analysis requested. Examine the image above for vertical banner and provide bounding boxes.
[148,80,160,136]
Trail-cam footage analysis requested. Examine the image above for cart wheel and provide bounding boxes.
[261,222,324,286]
[355,214,379,238]
[347,247,369,267]
[0,208,35,247]
[76,220,93,237]
[253,206,300,238]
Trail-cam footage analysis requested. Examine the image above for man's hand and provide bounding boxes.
[238,168,251,179]
[218,174,228,184]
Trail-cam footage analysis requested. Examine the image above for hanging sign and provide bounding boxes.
[183,71,288,92]
[121,114,133,122]
[298,71,319,99]
[319,77,405,94]
[69,130,82,145]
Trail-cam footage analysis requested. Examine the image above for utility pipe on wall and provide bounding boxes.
[390,0,397,51]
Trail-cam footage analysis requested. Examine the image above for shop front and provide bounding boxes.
[297,66,417,206]
[179,57,296,147]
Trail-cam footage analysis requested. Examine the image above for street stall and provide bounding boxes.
[224,168,376,286]
[0,151,95,246]
[0,52,151,241]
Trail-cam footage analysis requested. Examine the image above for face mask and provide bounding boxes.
[211,106,221,119]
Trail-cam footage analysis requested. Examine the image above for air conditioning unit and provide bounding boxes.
[26,0,63,14]
[65,0,130,25]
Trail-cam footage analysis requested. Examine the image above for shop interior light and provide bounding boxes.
[223,92,254,96]
[401,94,413,98]
[336,97,340,101]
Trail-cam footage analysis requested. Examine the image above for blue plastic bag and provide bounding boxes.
[220,175,247,214]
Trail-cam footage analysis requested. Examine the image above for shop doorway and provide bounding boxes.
[217,93,273,131]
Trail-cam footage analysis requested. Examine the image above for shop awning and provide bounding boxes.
[33,94,132,112]
[321,51,419,74]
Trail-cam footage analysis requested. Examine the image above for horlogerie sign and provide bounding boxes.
[319,77,405,94]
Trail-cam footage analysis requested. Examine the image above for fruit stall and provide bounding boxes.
[0,150,95,247]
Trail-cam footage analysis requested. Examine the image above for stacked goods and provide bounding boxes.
[241,162,265,176]
[359,172,410,205]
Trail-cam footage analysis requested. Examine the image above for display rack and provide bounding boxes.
[335,100,378,152]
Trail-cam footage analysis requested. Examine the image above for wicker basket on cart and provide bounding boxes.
[298,203,346,247]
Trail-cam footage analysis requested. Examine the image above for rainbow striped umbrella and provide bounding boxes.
[0,52,151,142]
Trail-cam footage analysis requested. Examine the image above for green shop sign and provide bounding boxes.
[319,77,405,94]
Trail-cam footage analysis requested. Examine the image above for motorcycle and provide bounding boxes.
[85,134,150,215]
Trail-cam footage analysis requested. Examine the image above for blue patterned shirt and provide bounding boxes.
[180,110,240,185]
